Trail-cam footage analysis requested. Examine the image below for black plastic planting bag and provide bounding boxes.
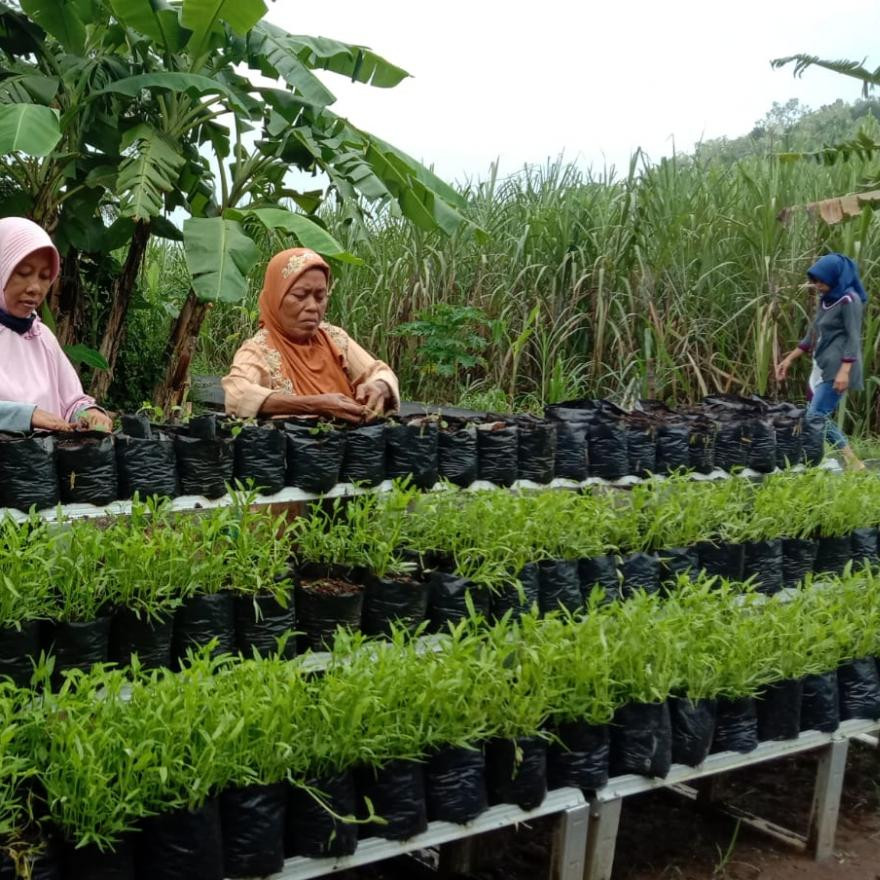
[687,419,716,473]
[233,424,286,495]
[386,421,439,489]
[477,422,518,486]
[491,563,540,621]
[362,574,430,637]
[588,420,629,481]
[698,541,744,581]
[135,798,223,880]
[486,736,547,810]
[538,559,582,615]
[744,418,776,473]
[287,772,358,858]
[801,413,827,466]
[115,429,177,499]
[713,421,747,472]
[340,422,386,487]
[56,433,118,505]
[800,671,840,733]
[517,417,556,484]
[552,419,589,481]
[0,620,40,687]
[47,616,112,686]
[610,701,672,778]
[295,576,363,652]
[782,537,818,587]
[711,696,758,753]
[174,432,234,498]
[63,837,134,880]
[110,608,174,670]
[851,527,879,567]
[428,571,490,631]
[0,433,58,510]
[757,678,803,741]
[774,419,803,469]
[743,539,783,595]
[284,424,345,493]
[356,759,427,841]
[655,423,690,474]
[658,547,699,587]
[815,533,853,576]
[625,422,656,478]
[234,591,296,659]
[619,552,661,598]
[426,745,487,824]
[547,721,610,791]
[838,658,880,720]
[670,696,716,767]
[172,592,235,667]
[220,782,286,879]
[579,555,619,595]
[437,423,478,486]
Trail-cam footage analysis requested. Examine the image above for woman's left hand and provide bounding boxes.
[833,367,851,394]
[355,380,392,421]
[77,408,113,432]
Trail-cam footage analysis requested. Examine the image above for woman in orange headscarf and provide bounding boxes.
[222,249,399,423]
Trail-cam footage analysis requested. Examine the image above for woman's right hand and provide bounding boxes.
[31,408,73,432]
[313,393,368,424]
[775,357,792,382]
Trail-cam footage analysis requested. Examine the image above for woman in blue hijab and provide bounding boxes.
[775,253,867,469]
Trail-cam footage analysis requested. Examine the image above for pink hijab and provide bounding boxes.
[0,217,60,312]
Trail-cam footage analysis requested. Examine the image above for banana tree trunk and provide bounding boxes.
[152,289,211,413]
[89,221,151,399]
[53,249,85,347]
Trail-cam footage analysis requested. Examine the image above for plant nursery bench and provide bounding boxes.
[581,717,880,880]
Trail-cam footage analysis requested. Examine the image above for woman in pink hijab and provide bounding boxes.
[0,217,111,433]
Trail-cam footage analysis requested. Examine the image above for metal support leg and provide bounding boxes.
[549,802,589,880]
[808,738,849,861]
[583,798,622,880]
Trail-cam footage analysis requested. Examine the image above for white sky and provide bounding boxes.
[265,0,880,184]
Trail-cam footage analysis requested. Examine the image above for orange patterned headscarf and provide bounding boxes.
[258,248,356,398]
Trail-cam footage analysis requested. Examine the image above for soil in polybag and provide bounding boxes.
[340,422,386,487]
[547,720,610,791]
[744,418,776,473]
[670,696,716,766]
[711,696,758,753]
[579,555,619,597]
[801,413,827,466]
[491,563,540,622]
[356,759,427,841]
[486,736,547,810]
[428,571,490,632]
[782,537,818,587]
[173,423,234,498]
[286,771,358,858]
[658,547,699,590]
[56,432,118,506]
[0,619,41,687]
[47,616,111,688]
[610,701,672,778]
[517,416,557,484]
[773,418,803,469]
[171,592,235,668]
[743,539,783,595]
[63,836,134,880]
[426,745,487,824]
[655,423,690,475]
[687,418,716,473]
[361,574,430,637]
[538,559,582,615]
[233,423,286,495]
[234,590,296,659]
[283,420,345,493]
[386,420,439,489]
[437,421,478,486]
[551,418,589,481]
[220,782,286,879]
[838,658,880,720]
[0,433,58,510]
[110,608,174,670]
[851,527,879,568]
[625,420,656,478]
[697,540,744,581]
[800,671,840,733]
[712,421,748,472]
[115,423,177,500]
[295,570,363,652]
[135,798,223,880]
[588,420,629,481]
[757,677,803,741]
[477,422,518,487]
[619,552,660,598]
[815,533,853,575]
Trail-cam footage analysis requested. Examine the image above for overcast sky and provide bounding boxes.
[265,0,880,185]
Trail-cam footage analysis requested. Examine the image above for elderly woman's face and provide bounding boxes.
[4,249,55,318]
[279,267,329,342]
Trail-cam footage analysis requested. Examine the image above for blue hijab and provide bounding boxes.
[807,253,867,305]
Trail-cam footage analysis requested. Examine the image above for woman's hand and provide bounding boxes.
[76,408,113,432]
[312,393,368,424]
[31,408,73,432]
[833,364,852,394]
[774,358,791,382]
[355,380,392,421]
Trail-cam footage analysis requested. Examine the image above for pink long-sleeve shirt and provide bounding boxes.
[0,320,96,422]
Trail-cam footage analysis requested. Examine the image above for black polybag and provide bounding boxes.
[287,771,358,858]
[135,798,223,880]
[625,421,656,478]
[361,574,430,637]
[773,417,803,469]
[697,540,744,580]
[744,418,776,473]
[743,539,783,595]
[356,759,427,840]
[115,429,177,499]
[428,571,490,632]
[295,575,363,652]
[477,422,519,486]
[173,427,234,498]
[851,527,879,568]
[47,616,112,687]
[284,422,345,493]
[800,671,840,733]
[655,423,690,474]
[340,422,386,486]
[233,423,286,495]
[579,555,619,595]
[801,413,827,466]
[110,608,174,670]
[669,696,716,766]
[547,720,610,791]
[486,736,547,810]
[234,591,296,659]
[711,696,758,753]
[687,418,716,473]
[517,416,557,484]
[782,537,818,587]
[658,547,699,588]
[610,701,672,778]
[712,421,748,472]
[815,533,853,576]
[551,418,589,481]
[437,421,478,486]
[385,420,439,489]
[538,559,582,615]
[426,745,488,824]
[838,658,880,720]
[171,592,236,667]
[220,782,287,879]
[56,433,118,505]
[63,837,134,880]
[756,678,803,741]
[0,433,58,510]
[588,420,629,481]
[619,552,661,597]
[0,620,41,687]
[491,563,540,622]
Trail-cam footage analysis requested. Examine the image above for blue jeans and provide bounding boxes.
[807,381,849,450]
